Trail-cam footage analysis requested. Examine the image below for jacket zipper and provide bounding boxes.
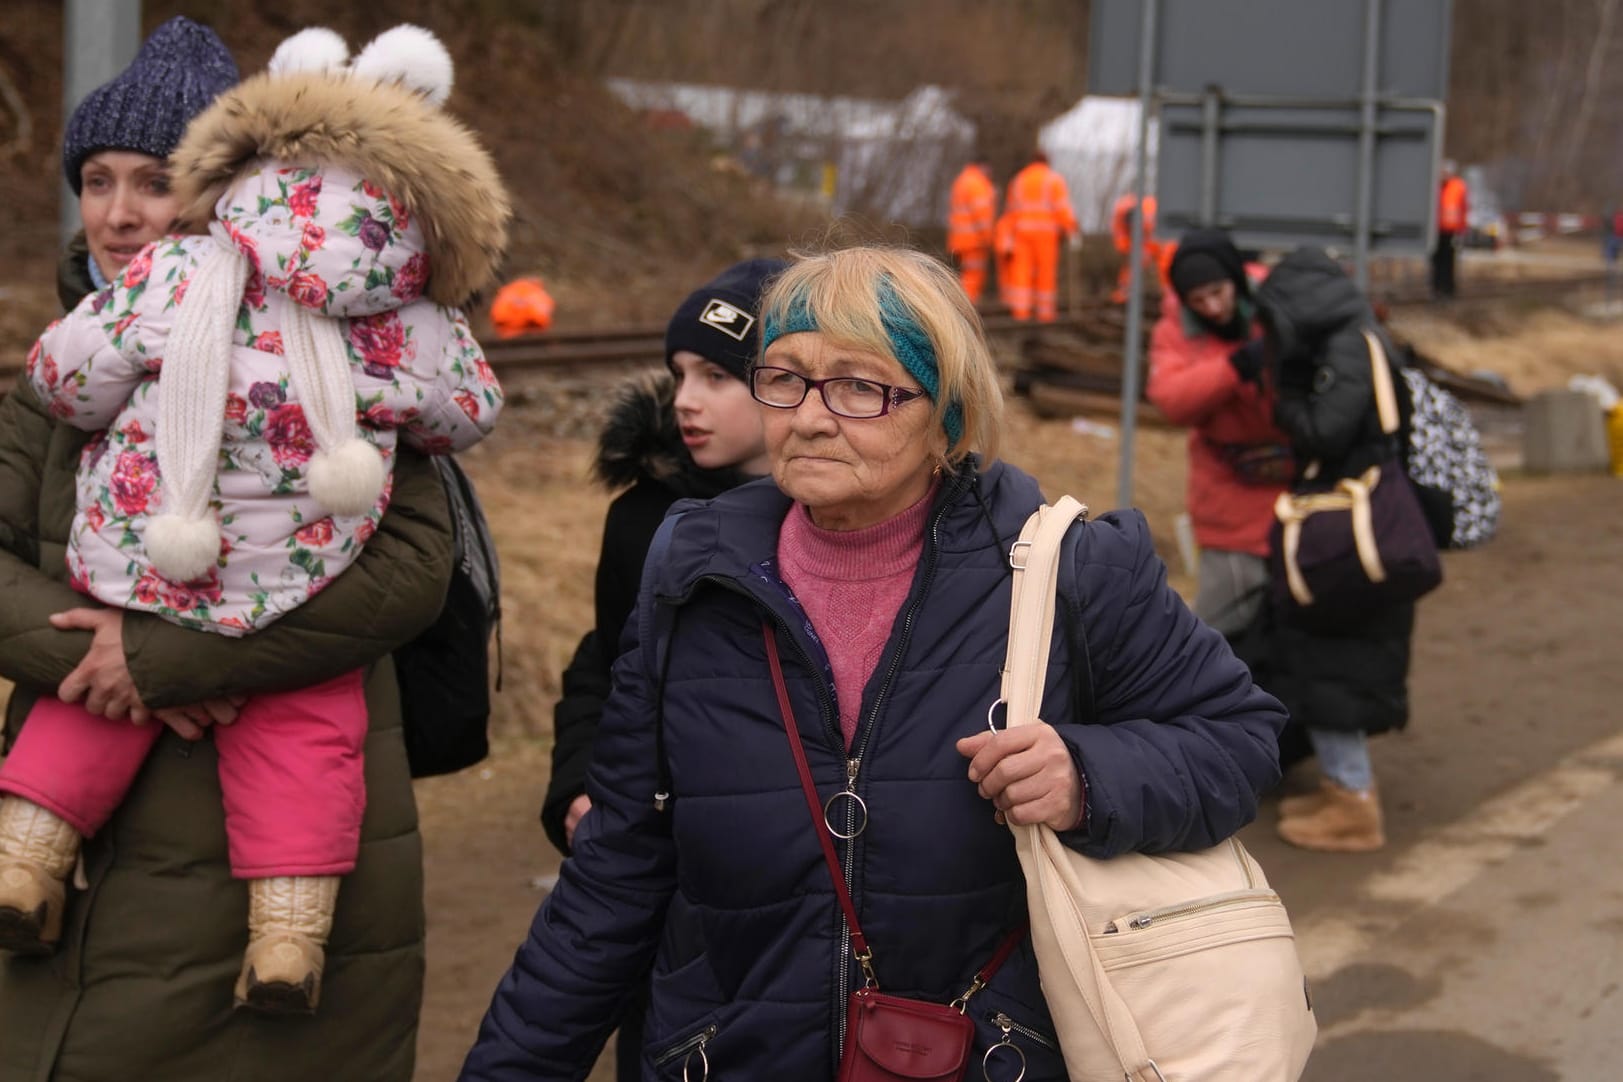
[986,1009,1059,1052]
[650,1022,717,1074]
[670,472,967,1073]
[1105,888,1281,933]
[832,481,956,1059]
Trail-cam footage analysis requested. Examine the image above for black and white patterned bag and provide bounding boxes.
[1401,367,1501,549]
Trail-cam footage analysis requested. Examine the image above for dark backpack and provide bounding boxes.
[396,456,502,778]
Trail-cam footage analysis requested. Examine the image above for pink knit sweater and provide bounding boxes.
[778,486,937,748]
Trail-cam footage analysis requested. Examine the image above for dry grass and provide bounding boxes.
[1391,305,1623,395]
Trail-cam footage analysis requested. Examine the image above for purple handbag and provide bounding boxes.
[1271,331,1442,624]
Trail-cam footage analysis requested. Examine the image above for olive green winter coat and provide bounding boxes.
[0,377,454,1082]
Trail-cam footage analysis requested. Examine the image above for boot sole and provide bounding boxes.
[0,903,56,955]
[238,972,318,1015]
[1277,826,1386,853]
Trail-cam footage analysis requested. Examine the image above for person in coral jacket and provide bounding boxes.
[1003,151,1080,322]
[1147,229,1290,653]
[946,155,997,303]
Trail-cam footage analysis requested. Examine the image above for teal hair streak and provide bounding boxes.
[761,278,964,445]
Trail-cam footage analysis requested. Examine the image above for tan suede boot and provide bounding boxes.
[1278,778,1337,820]
[0,797,81,954]
[1277,781,1385,853]
[234,875,339,1014]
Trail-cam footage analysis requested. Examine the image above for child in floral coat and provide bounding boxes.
[0,26,509,1014]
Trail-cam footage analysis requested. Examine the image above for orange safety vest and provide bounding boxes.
[947,165,996,254]
[1111,193,1157,253]
[1005,161,1078,238]
[1438,176,1469,233]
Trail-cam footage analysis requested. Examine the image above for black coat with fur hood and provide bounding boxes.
[541,374,752,853]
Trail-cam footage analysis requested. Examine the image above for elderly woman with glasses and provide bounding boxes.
[461,246,1284,1081]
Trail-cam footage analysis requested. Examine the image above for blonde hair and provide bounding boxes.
[758,245,1004,467]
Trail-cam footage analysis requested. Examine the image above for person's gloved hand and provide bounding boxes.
[1229,339,1267,384]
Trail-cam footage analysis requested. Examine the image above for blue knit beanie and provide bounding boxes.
[62,17,238,194]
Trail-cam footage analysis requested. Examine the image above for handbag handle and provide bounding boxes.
[1000,499,1170,1082]
[763,622,1026,1004]
[1363,329,1401,437]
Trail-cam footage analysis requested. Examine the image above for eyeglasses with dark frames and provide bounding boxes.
[749,366,927,420]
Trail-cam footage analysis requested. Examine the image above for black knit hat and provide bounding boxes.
[1169,228,1249,301]
[62,17,238,194]
[664,258,788,380]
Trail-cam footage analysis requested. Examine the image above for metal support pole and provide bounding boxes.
[1199,85,1220,225]
[1118,0,1157,510]
[1353,0,1382,290]
[60,0,142,250]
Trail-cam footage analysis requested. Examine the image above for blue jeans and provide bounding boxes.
[1307,728,1373,791]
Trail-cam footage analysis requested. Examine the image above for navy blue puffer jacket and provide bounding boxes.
[462,460,1285,1081]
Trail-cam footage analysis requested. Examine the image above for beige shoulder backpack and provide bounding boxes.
[1002,498,1317,1082]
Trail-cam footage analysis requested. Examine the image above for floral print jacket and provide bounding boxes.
[26,163,502,636]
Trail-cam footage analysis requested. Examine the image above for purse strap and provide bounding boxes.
[763,621,1026,1005]
[1001,499,1170,1082]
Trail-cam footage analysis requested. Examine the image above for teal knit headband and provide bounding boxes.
[761,279,964,445]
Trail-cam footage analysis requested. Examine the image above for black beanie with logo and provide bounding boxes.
[664,258,788,381]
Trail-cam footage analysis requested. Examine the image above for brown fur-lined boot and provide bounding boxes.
[234,875,339,1014]
[1277,781,1385,853]
[0,797,81,954]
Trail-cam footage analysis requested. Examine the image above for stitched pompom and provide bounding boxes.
[307,438,386,517]
[145,513,222,583]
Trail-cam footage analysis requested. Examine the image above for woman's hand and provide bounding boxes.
[564,794,593,849]
[150,698,245,741]
[49,607,142,720]
[956,725,1086,832]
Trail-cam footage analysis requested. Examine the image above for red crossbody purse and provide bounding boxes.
[764,623,1025,1082]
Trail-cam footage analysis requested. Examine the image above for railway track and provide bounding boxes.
[1,271,1608,386]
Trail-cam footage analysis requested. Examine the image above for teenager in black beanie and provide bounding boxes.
[541,257,784,1082]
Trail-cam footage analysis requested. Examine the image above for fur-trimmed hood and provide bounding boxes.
[169,33,509,307]
[594,372,751,499]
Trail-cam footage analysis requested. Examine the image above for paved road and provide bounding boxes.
[1245,474,1623,1080]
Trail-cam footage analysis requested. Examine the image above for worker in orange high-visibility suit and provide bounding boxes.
[1003,151,1080,321]
[1432,160,1469,298]
[946,156,997,303]
[1110,192,1173,302]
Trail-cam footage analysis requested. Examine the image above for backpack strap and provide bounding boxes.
[439,455,504,689]
[638,511,685,812]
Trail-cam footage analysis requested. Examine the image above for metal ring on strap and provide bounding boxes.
[982,1041,1027,1082]
[823,790,868,839]
[986,698,1007,733]
[683,1047,709,1082]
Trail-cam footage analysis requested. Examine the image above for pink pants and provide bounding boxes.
[0,670,368,878]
